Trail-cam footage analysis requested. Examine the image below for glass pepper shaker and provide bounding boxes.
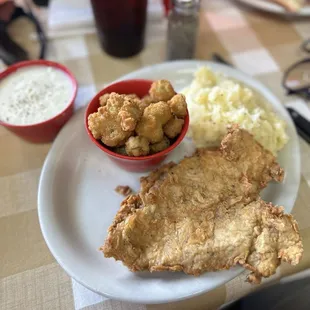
[166,0,200,60]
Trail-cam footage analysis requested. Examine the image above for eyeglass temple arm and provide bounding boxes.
[25,10,46,59]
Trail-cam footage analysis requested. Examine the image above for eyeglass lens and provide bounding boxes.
[284,61,310,91]
[302,39,310,53]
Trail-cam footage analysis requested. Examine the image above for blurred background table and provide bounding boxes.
[1,0,310,309]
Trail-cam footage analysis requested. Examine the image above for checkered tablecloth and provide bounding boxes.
[1,0,310,309]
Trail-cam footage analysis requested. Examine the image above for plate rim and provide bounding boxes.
[236,0,310,16]
[38,60,301,304]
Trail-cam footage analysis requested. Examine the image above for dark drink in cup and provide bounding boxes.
[90,0,147,58]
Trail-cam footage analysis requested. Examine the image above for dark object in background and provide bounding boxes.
[0,20,28,64]
[287,108,310,144]
[90,0,147,58]
[282,39,310,99]
[222,276,310,310]
[0,0,28,65]
[167,0,200,60]
[0,2,46,65]
[32,0,49,6]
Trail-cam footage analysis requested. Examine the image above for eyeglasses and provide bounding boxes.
[0,1,46,65]
[282,39,310,99]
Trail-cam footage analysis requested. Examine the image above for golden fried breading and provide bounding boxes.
[137,95,156,113]
[135,115,163,144]
[135,102,172,143]
[90,81,188,155]
[100,93,140,107]
[88,109,131,147]
[126,94,140,101]
[104,93,124,114]
[88,107,132,147]
[101,128,300,283]
[142,95,155,104]
[88,93,142,146]
[149,80,176,101]
[150,136,170,154]
[99,93,110,106]
[118,100,142,132]
[103,196,302,283]
[104,94,142,132]
[125,136,150,157]
[168,94,188,118]
[144,102,172,125]
[115,185,133,197]
[164,117,184,139]
[88,111,105,140]
[137,101,149,113]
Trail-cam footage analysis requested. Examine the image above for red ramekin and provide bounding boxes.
[84,79,189,172]
[0,60,78,143]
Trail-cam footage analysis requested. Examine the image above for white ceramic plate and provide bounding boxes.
[237,0,310,16]
[38,61,300,304]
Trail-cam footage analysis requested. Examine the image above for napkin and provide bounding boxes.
[72,279,108,310]
[72,279,147,310]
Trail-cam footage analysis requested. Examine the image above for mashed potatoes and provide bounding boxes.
[182,67,288,155]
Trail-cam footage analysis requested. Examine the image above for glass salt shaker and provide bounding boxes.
[167,0,200,60]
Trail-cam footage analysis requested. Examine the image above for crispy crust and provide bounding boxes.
[101,127,302,282]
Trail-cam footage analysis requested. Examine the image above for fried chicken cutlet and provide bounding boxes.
[102,127,302,283]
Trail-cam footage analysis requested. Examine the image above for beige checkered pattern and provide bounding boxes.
[1,0,310,309]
